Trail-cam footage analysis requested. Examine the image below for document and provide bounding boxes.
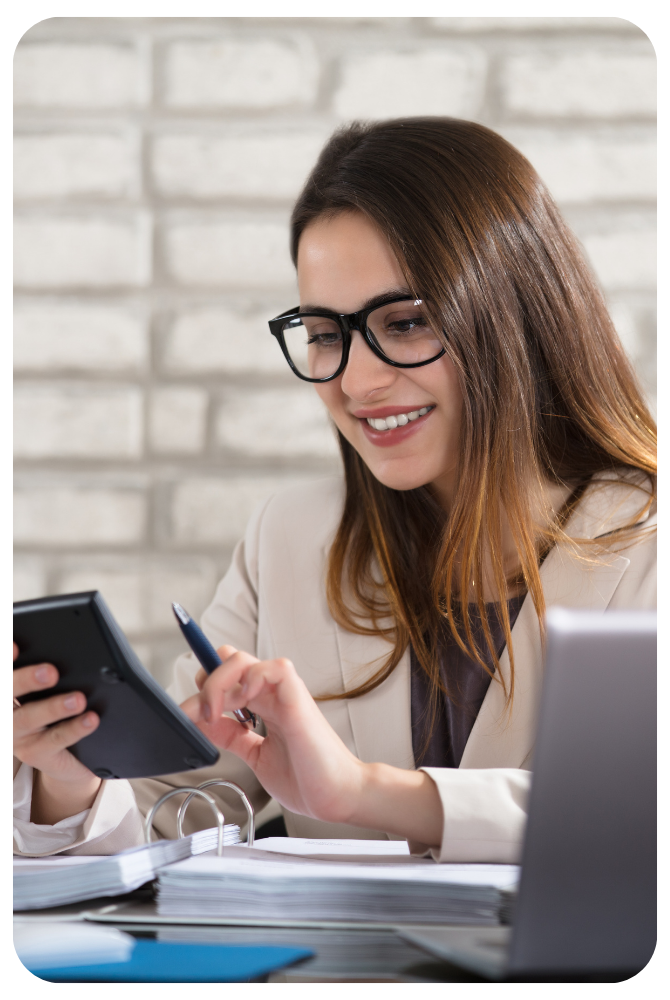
[14,824,240,911]
[156,840,519,926]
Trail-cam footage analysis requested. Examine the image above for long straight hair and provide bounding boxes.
[290,118,656,705]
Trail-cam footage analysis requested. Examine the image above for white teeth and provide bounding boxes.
[366,407,432,431]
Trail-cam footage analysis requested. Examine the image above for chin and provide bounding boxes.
[365,462,434,493]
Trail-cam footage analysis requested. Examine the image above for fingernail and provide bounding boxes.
[35,666,51,684]
[81,714,95,728]
[203,703,211,721]
[63,694,79,710]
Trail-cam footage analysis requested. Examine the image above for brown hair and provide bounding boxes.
[290,118,656,707]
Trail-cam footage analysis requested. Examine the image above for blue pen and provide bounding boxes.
[172,603,257,730]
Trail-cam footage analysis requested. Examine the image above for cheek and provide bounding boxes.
[314,382,345,425]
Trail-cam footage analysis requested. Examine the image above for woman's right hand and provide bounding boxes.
[13,643,103,824]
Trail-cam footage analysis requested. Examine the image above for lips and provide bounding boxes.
[358,406,435,448]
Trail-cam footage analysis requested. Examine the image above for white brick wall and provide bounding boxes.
[163,37,319,109]
[152,131,327,200]
[171,474,313,546]
[14,384,143,459]
[501,50,656,118]
[431,18,633,32]
[14,43,147,108]
[163,307,288,375]
[334,48,487,119]
[149,387,208,454]
[14,214,151,288]
[163,217,295,288]
[14,485,146,545]
[14,132,139,200]
[14,303,148,373]
[14,17,656,683]
[216,386,338,458]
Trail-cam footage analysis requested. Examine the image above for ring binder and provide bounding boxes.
[144,788,226,856]
[176,779,255,846]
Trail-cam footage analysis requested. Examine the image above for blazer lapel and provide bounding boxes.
[459,475,647,771]
[333,624,415,771]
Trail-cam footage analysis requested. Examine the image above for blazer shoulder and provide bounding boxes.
[256,475,345,551]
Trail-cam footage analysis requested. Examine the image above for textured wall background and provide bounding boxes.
[14,16,656,687]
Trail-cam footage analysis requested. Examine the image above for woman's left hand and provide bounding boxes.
[180,646,366,825]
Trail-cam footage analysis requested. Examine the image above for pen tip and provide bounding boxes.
[172,603,190,625]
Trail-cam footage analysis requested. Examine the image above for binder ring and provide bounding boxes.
[144,787,225,857]
[176,779,255,847]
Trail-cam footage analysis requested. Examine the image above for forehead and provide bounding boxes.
[296,211,406,313]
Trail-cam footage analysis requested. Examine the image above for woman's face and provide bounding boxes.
[297,211,463,505]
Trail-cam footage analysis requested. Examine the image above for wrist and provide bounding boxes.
[31,770,102,825]
[350,762,443,847]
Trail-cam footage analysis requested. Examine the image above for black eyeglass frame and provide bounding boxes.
[268,296,446,383]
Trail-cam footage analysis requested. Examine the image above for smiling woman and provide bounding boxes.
[14,119,656,862]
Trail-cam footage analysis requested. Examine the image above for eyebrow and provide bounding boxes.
[299,287,415,314]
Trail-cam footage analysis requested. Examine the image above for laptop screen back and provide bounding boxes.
[508,608,656,979]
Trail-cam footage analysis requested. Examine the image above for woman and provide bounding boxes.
[14,119,656,861]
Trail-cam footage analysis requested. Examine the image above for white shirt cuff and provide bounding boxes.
[13,763,92,855]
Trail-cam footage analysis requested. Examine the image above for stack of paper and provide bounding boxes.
[14,825,240,911]
[156,839,519,926]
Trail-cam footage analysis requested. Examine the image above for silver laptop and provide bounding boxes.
[402,608,656,982]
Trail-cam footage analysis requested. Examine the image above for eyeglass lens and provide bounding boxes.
[280,300,443,379]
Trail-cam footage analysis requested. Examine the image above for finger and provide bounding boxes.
[200,650,260,721]
[196,713,264,765]
[14,690,88,739]
[216,644,239,661]
[13,663,59,700]
[28,711,100,758]
[13,642,18,661]
[236,658,299,706]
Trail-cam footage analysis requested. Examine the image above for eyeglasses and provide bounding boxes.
[268,296,446,383]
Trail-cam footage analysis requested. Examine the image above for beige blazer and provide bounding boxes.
[14,472,656,861]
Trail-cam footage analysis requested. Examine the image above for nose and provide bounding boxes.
[339,329,396,401]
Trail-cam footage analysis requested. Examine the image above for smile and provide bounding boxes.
[365,407,433,431]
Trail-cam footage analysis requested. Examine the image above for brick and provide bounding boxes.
[163,37,318,109]
[14,487,146,545]
[56,556,217,634]
[501,51,656,118]
[243,14,412,28]
[13,303,147,372]
[163,306,288,375]
[151,130,325,200]
[14,384,143,459]
[171,474,315,546]
[333,48,487,119]
[14,214,151,289]
[505,130,656,203]
[149,387,208,454]
[13,555,47,602]
[431,18,634,32]
[608,302,641,360]
[164,218,294,288]
[14,132,138,200]
[215,385,338,458]
[14,42,146,108]
[582,229,656,291]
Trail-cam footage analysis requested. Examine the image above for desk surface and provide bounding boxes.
[15,890,487,983]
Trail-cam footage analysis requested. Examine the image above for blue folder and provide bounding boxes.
[26,940,313,982]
